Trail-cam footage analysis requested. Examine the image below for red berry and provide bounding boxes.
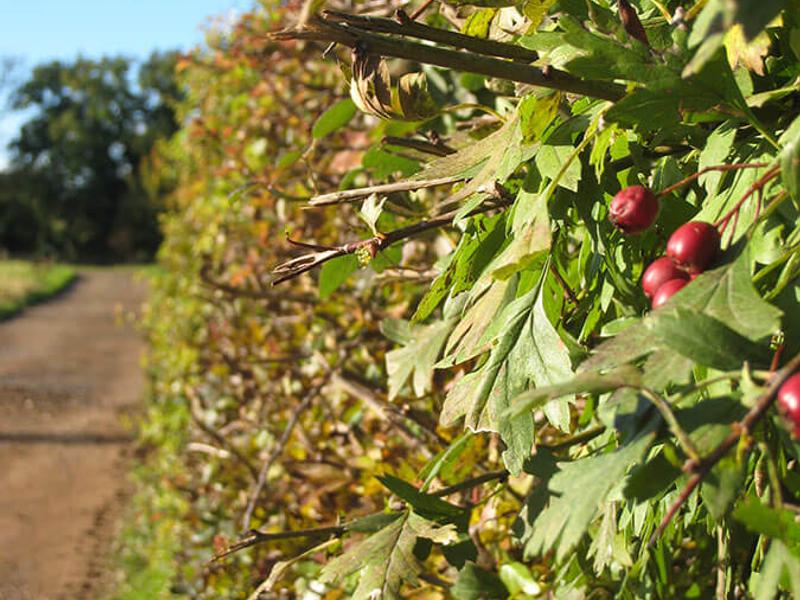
[642,257,689,299]
[778,373,800,437]
[651,278,688,309]
[609,185,659,234]
[666,221,720,274]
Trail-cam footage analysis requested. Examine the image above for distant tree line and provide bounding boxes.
[0,52,182,261]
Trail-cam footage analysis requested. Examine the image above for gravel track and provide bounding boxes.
[0,269,146,600]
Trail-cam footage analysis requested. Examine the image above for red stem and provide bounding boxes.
[714,166,781,231]
[408,0,436,20]
[656,162,770,199]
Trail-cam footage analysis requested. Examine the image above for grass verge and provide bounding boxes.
[0,260,77,319]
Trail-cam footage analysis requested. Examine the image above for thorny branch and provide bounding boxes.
[649,350,800,546]
[272,196,513,285]
[323,9,539,63]
[271,15,626,101]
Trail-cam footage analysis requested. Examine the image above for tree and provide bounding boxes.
[0,51,182,260]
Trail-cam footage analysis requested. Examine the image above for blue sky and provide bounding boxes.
[0,0,254,167]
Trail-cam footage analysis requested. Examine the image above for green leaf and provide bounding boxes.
[461,8,496,38]
[346,511,405,534]
[751,540,800,600]
[678,395,746,454]
[580,324,659,372]
[362,147,420,179]
[498,562,542,596]
[734,497,800,547]
[451,562,507,600]
[319,254,359,298]
[733,0,787,40]
[668,250,782,341]
[624,448,682,501]
[320,511,458,600]
[441,269,573,474]
[645,308,771,370]
[699,122,737,196]
[384,316,455,400]
[377,475,466,521]
[419,432,474,491]
[700,455,745,520]
[312,98,357,139]
[780,113,800,209]
[412,213,507,322]
[506,365,641,419]
[521,426,656,561]
[518,93,560,143]
[535,144,581,192]
[585,250,782,373]
[520,0,557,29]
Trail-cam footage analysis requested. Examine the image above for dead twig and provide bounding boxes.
[187,387,260,480]
[308,175,463,206]
[272,196,513,285]
[241,377,328,531]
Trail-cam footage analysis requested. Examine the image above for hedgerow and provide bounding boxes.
[140,0,800,597]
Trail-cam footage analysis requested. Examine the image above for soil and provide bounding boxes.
[0,269,147,600]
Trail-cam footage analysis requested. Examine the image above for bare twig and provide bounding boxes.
[431,470,508,497]
[382,136,456,157]
[213,523,347,561]
[549,262,579,306]
[272,196,513,285]
[199,262,315,304]
[408,0,437,20]
[187,387,259,480]
[640,389,701,462]
[241,379,326,532]
[330,372,438,455]
[539,425,607,450]
[308,175,463,206]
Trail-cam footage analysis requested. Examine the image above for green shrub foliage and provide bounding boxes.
[142,0,800,597]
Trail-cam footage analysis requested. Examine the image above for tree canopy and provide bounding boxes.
[0,52,182,261]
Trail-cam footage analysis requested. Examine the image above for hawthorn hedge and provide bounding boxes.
[139,0,800,597]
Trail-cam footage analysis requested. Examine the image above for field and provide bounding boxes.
[0,260,76,319]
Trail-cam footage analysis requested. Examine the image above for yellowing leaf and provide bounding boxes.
[724,23,772,76]
[521,0,557,30]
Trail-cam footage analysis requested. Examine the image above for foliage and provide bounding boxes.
[0,52,182,261]
[134,0,800,598]
[0,259,75,318]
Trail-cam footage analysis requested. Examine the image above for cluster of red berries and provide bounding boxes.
[609,185,720,309]
[779,373,800,438]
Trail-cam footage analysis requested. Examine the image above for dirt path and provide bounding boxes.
[0,269,146,600]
